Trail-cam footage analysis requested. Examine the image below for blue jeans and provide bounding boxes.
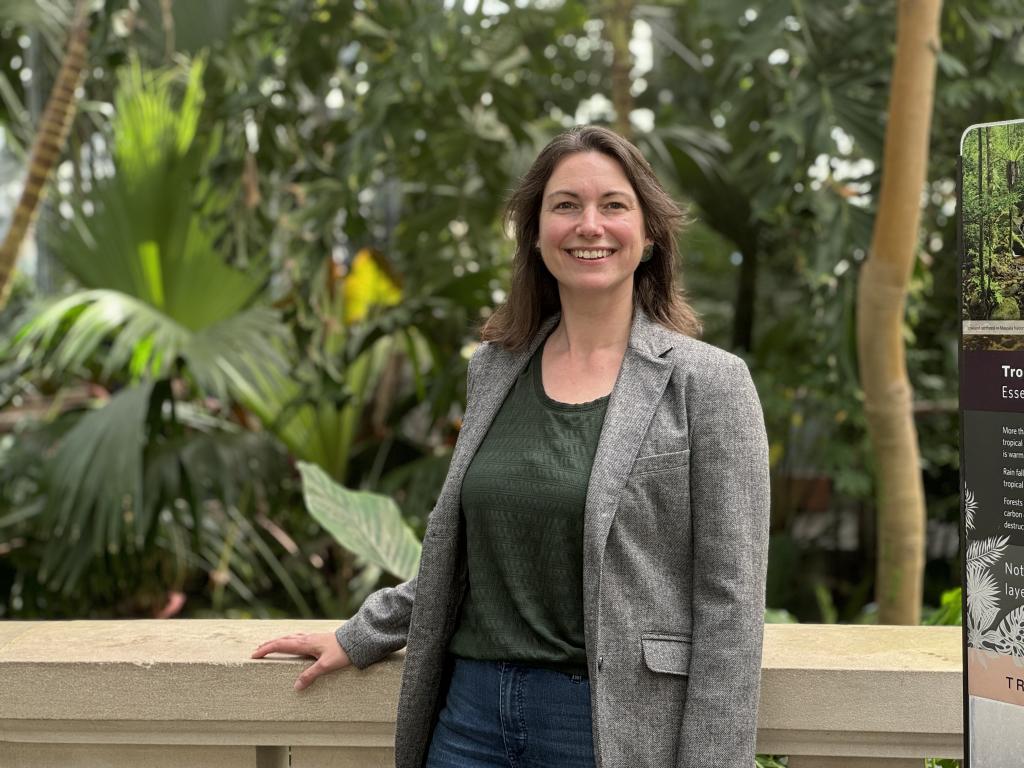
[424,657,597,768]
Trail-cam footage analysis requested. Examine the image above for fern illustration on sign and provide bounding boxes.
[965,483,1023,666]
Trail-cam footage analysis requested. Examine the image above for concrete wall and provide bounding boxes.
[0,621,964,767]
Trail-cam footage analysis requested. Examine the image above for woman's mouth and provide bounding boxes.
[565,248,616,261]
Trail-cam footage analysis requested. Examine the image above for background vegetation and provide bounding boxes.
[1,0,1021,634]
[961,121,1024,321]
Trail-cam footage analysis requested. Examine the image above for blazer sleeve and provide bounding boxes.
[677,355,770,768]
[335,343,484,670]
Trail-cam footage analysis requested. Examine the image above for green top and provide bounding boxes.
[447,339,609,675]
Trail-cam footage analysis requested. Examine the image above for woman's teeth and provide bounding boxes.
[569,249,614,260]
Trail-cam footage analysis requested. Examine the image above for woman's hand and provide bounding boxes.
[251,632,352,691]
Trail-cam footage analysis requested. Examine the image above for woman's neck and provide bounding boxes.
[548,291,634,358]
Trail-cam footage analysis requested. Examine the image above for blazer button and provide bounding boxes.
[597,656,603,671]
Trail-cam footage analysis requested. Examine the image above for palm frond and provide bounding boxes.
[39,382,154,593]
[995,606,1024,658]
[47,56,267,329]
[967,535,1010,569]
[966,563,1000,632]
[184,306,292,404]
[0,0,72,40]
[964,485,978,531]
[10,284,291,404]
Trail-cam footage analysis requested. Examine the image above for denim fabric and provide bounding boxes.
[424,657,596,768]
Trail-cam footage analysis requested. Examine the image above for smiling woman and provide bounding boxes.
[253,125,770,768]
[537,152,650,309]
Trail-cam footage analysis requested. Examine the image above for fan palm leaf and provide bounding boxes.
[4,56,293,595]
[966,562,1000,634]
[8,56,289,397]
[11,289,289,404]
[38,382,153,592]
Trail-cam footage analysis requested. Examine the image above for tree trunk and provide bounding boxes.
[0,0,91,309]
[856,0,942,625]
[983,128,991,317]
[603,0,634,140]
[1010,160,1016,258]
[978,125,984,298]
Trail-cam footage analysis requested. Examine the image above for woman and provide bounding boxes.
[252,125,770,768]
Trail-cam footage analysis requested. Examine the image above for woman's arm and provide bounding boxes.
[678,354,770,768]
[252,344,485,686]
[333,575,418,668]
[249,563,419,688]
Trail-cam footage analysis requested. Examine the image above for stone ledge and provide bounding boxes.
[0,621,965,761]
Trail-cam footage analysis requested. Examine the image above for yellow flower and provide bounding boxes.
[343,248,402,325]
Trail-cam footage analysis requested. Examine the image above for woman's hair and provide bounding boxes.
[480,125,701,350]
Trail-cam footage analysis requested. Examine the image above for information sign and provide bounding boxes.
[961,118,1024,768]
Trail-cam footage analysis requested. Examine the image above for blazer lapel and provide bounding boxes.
[582,309,675,616]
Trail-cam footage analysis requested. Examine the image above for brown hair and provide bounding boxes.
[480,125,701,350]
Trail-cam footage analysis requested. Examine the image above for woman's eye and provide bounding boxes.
[606,201,626,210]
[554,201,576,210]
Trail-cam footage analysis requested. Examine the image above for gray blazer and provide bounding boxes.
[337,308,770,768]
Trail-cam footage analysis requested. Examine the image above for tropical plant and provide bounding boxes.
[4,0,1021,625]
[1,55,295,604]
[298,460,421,581]
[234,248,438,590]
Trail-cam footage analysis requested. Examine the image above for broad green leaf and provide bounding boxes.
[297,461,421,581]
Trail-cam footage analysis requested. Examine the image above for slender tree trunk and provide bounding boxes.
[0,0,90,309]
[983,128,991,317]
[1009,161,1015,258]
[856,0,942,625]
[603,0,634,140]
[978,127,985,301]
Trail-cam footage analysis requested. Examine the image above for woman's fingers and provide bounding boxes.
[251,632,351,690]
[251,634,315,659]
[294,659,326,691]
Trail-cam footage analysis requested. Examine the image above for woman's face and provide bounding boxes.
[537,151,651,304]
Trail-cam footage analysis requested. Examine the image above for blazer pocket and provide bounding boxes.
[641,634,692,676]
[630,449,690,477]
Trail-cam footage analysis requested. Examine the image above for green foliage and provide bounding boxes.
[2,0,1017,623]
[923,587,963,627]
[13,56,291,402]
[993,296,1019,319]
[764,607,799,624]
[298,461,421,582]
[0,55,314,612]
[960,122,1024,318]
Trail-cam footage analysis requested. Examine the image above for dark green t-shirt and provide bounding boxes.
[447,340,609,675]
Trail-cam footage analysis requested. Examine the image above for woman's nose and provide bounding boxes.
[576,206,603,237]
